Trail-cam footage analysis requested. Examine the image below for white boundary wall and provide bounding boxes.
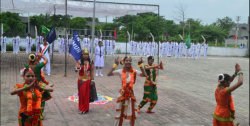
[4,39,248,57]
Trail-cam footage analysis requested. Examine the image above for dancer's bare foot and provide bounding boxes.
[137,109,141,114]
[146,111,155,114]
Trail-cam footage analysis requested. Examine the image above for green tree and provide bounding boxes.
[219,16,235,32]
[85,17,99,22]
[0,12,26,34]
[69,17,87,29]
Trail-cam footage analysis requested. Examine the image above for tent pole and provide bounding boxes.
[126,14,128,56]
[157,5,160,76]
[65,0,67,77]
[105,16,107,59]
[52,5,56,64]
[91,0,96,59]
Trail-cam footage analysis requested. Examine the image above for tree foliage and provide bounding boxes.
[0,12,26,34]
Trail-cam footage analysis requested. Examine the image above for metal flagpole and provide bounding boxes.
[65,0,67,77]
[157,5,160,76]
[52,5,56,64]
[28,13,30,34]
[91,0,96,59]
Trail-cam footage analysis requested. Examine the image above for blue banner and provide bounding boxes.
[70,29,82,61]
[46,25,56,44]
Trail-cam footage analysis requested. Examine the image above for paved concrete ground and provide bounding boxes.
[1,52,249,126]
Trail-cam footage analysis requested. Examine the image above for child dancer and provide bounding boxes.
[95,41,104,76]
[137,56,164,114]
[107,56,146,126]
[75,48,94,114]
[213,63,243,126]
[11,66,53,126]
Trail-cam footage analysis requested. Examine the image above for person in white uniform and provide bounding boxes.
[153,41,157,56]
[107,37,112,55]
[36,33,41,54]
[165,40,169,56]
[83,35,88,49]
[16,34,20,52]
[148,41,153,56]
[111,37,116,56]
[197,41,202,58]
[61,35,66,54]
[95,41,105,76]
[167,41,172,57]
[189,40,193,57]
[57,35,62,54]
[163,40,167,56]
[88,36,93,54]
[138,39,143,56]
[192,41,197,59]
[179,40,184,57]
[130,38,134,55]
[94,36,99,47]
[40,39,51,75]
[204,41,208,58]
[12,34,17,53]
[26,34,32,54]
[175,41,180,58]
[144,39,148,56]
[184,43,188,58]
[133,40,138,55]
[159,40,164,57]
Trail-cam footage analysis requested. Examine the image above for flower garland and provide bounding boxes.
[122,67,134,106]
[23,82,42,125]
[149,64,158,85]
[28,62,38,65]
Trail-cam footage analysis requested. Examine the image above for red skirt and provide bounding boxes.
[78,79,90,112]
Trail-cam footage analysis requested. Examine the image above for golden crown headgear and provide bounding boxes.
[82,47,89,54]
[29,54,36,62]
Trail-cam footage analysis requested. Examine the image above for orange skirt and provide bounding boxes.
[213,117,234,126]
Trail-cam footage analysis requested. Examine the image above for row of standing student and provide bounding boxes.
[1,33,21,53]
[130,39,209,59]
[57,35,116,55]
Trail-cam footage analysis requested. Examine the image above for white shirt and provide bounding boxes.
[193,44,197,51]
[40,44,49,56]
[197,43,202,50]
[204,44,208,49]
[113,69,142,82]
[12,37,17,44]
[112,40,116,46]
[149,42,153,48]
[58,38,61,45]
[130,41,134,47]
[26,36,32,44]
[95,46,104,56]
[159,42,164,49]
[16,36,20,43]
[138,41,143,49]
[144,42,148,48]
[134,42,138,48]
[108,40,112,46]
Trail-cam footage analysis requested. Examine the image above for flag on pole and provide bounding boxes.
[46,26,56,44]
[114,28,117,39]
[42,25,50,34]
[166,30,168,37]
[185,34,191,49]
[233,35,237,39]
[69,29,82,61]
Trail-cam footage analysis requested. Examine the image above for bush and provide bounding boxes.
[116,48,121,54]
[20,46,26,51]
[6,43,13,51]
[31,44,36,51]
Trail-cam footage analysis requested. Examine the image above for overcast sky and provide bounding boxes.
[98,0,249,25]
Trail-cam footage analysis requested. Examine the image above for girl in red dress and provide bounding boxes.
[75,48,94,114]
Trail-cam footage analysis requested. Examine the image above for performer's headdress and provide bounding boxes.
[120,58,125,65]
[148,56,154,60]
[29,54,36,62]
[82,47,89,54]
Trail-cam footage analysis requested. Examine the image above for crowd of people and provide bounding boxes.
[130,39,209,59]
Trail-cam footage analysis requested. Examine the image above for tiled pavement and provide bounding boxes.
[1,52,249,126]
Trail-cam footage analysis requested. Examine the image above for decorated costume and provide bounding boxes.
[138,61,164,113]
[111,58,144,126]
[212,84,239,126]
[14,82,45,126]
[24,54,53,119]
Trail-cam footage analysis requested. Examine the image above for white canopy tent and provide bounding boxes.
[2,0,158,17]
[1,0,160,76]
